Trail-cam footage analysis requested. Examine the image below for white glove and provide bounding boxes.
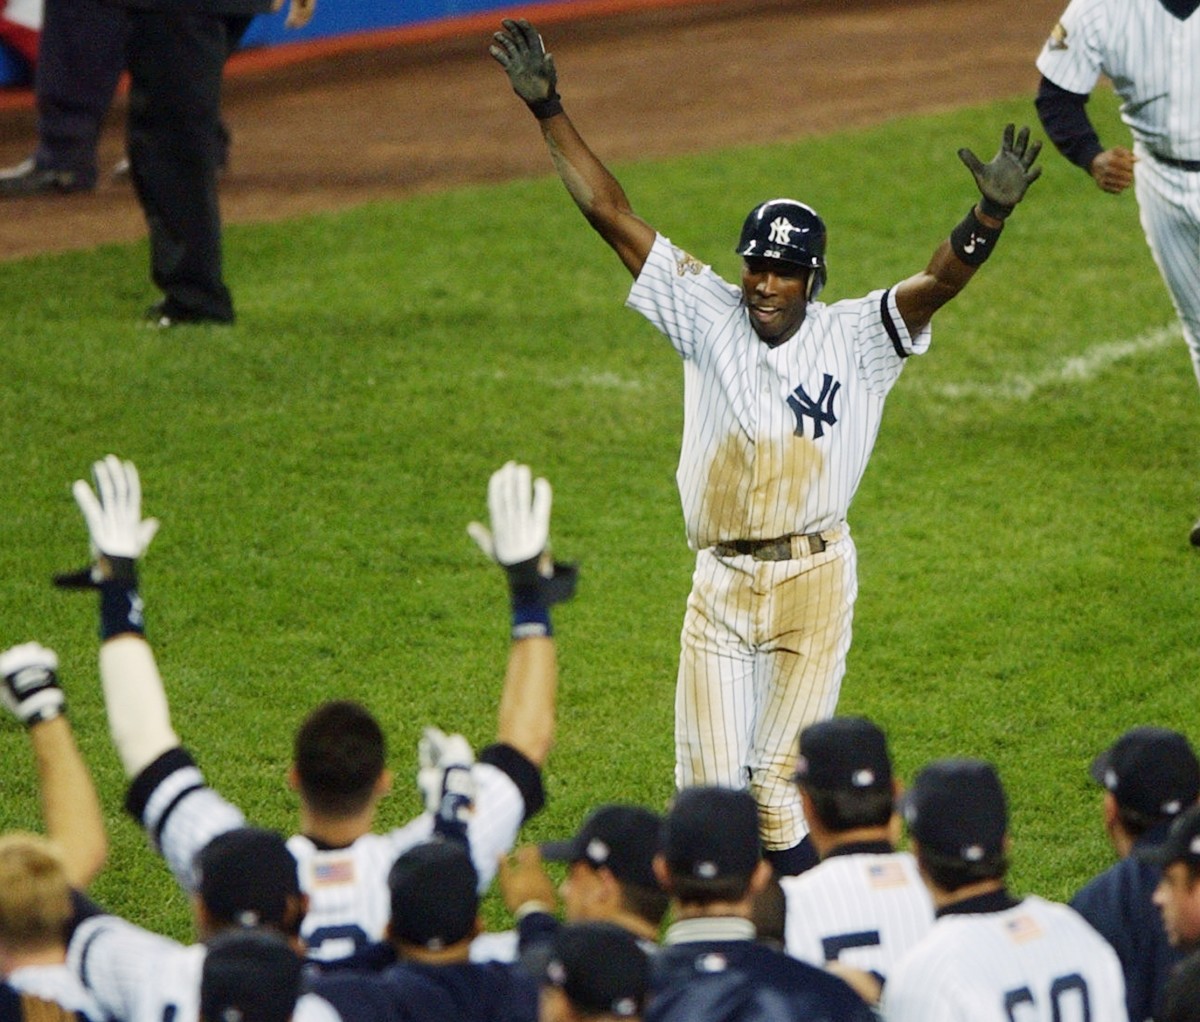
[467,461,551,567]
[0,642,65,726]
[72,455,160,561]
[418,727,476,842]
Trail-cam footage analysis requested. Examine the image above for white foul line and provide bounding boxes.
[919,323,1183,402]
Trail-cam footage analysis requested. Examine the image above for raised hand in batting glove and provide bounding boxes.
[958,123,1043,221]
[489,18,561,118]
[0,642,65,726]
[467,462,577,637]
[56,455,159,589]
[418,726,476,847]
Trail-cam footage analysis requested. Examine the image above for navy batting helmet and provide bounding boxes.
[735,199,827,300]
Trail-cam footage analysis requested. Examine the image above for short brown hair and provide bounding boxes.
[0,833,72,950]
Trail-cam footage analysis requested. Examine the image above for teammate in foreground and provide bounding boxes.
[0,642,108,1022]
[491,18,1042,874]
[1035,0,1200,545]
[883,758,1128,1021]
[56,455,572,963]
[1071,726,1200,1021]
[1141,804,1200,1022]
[780,716,934,1002]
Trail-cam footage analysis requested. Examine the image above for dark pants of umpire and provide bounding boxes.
[33,0,128,185]
[125,9,250,322]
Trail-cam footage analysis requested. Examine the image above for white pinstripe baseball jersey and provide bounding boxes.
[136,753,528,962]
[780,849,934,978]
[883,895,1129,1022]
[626,233,931,551]
[5,964,106,1021]
[1036,0,1200,161]
[67,914,340,1022]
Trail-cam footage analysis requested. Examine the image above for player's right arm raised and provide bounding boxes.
[490,18,656,278]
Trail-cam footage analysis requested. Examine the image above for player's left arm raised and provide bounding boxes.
[895,123,1042,335]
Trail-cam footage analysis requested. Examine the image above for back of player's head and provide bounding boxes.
[293,700,386,816]
[387,840,479,950]
[0,833,72,950]
[201,928,303,1022]
[903,758,1008,889]
[1091,726,1200,834]
[541,804,668,926]
[660,787,761,904]
[541,922,650,1020]
[196,828,303,935]
[795,716,895,830]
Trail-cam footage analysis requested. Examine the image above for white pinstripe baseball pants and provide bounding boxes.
[674,536,857,849]
[1134,146,1200,389]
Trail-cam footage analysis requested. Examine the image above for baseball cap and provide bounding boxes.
[542,922,650,1017]
[795,716,892,791]
[541,805,662,889]
[1137,804,1200,868]
[661,786,760,880]
[902,759,1007,862]
[388,839,479,949]
[200,928,303,1022]
[1090,726,1200,818]
[195,828,301,929]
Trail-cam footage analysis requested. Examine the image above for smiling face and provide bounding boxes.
[741,256,811,345]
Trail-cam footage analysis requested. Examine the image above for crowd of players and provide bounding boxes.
[0,454,1198,1022]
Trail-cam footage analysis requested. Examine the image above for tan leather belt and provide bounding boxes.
[712,532,830,561]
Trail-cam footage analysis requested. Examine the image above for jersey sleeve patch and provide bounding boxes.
[1048,21,1068,49]
[675,252,704,276]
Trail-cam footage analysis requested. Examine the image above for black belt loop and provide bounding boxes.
[1151,151,1200,172]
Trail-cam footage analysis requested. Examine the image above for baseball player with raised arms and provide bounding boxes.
[491,18,1042,874]
[55,455,572,964]
[1034,0,1200,544]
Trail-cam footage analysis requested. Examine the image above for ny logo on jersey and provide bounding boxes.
[787,373,841,439]
[768,216,798,246]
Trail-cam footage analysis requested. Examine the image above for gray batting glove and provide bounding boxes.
[958,123,1043,220]
[56,455,159,588]
[0,642,65,726]
[489,18,558,106]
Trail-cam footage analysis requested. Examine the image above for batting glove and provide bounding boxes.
[418,726,476,847]
[958,123,1043,221]
[0,642,65,726]
[489,18,562,119]
[55,455,159,589]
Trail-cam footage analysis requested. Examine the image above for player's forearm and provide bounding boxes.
[495,635,556,766]
[99,635,181,777]
[543,115,631,223]
[1035,76,1104,172]
[31,716,108,887]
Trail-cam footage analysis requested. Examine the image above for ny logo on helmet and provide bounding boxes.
[767,217,799,246]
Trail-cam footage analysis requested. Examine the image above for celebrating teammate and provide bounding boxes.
[780,717,934,1002]
[1034,0,1200,544]
[491,18,1042,874]
[56,454,571,963]
[883,758,1129,1021]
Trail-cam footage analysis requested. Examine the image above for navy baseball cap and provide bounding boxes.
[200,928,303,1022]
[903,759,1007,862]
[795,716,892,791]
[542,922,650,1017]
[1137,804,1200,868]
[541,805,662,889]
[388,840,479,949]
[195,828,301,929]
[661,786,760,880]
[1090,727,1200,818]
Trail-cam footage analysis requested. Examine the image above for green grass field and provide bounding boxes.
[2,88,1198,940]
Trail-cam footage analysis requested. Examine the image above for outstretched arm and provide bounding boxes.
[895,123,1042,335]
[1,643,108,887]
[491,19,656,278]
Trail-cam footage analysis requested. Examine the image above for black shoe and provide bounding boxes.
[1190,518,1200,548]
[144,300,234,328]
[0,158,91,197]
